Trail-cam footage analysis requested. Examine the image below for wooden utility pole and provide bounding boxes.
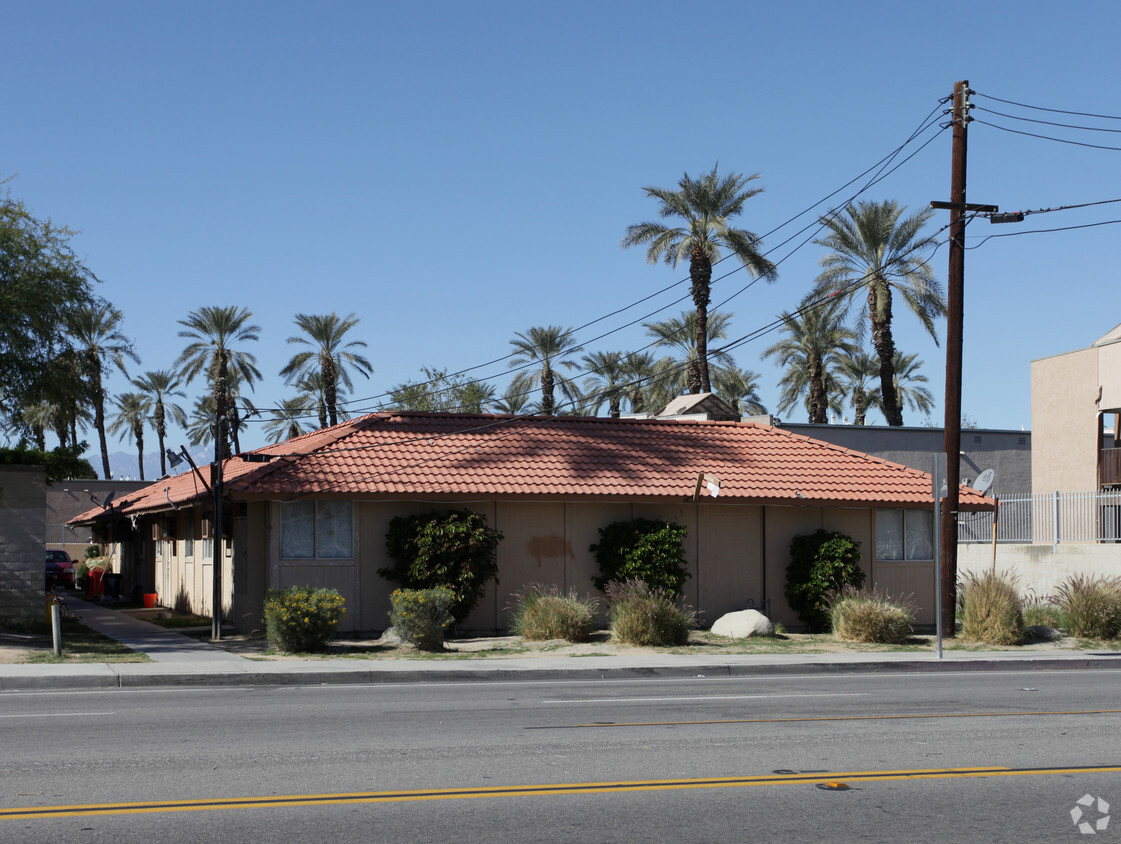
[931,81,996,637]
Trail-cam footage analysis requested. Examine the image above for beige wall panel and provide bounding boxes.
[565,502,633,626]
[357,501,423,631]
[696,505,764,623]
[763,506,825,626]
[822,508,875,584]
[871,562,935,625]
[1098,341,1121,411]
[1032,348,1100,492]
[493,502,567,630]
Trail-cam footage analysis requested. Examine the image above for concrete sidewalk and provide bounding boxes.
[4,597,1120,692]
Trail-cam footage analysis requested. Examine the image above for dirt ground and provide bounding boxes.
[1,624,1107,664]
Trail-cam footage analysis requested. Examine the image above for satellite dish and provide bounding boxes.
[973,468,995,494]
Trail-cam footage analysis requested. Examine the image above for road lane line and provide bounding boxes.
[0,712,114,719]
[542,693,868,704]
[527,708,1121,729]
[4,765,1121,820]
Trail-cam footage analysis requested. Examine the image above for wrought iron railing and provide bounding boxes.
[958,490,1121,545]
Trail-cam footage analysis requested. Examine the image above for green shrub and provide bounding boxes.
[380,510,503,624]
[264,586,347,652]
[1052,575,1121,639]
[1021,596,1069,630]
[389,587,455,651]
[958,571,1024,645]
[510,584,598,642]
[784,530,864,632]
[829,586,914,644]
[590,518,690,594]
[85,545,101,560]
[606,579,695,646]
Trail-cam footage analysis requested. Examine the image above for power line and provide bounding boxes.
[973,118,1121,152]
[985,197,1121,219]
[973,91,1121,122]
[966,219,1121,249]
[973,105,1121,134]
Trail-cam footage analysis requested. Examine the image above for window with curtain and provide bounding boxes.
[876,509,934,561]
[281,500,353,559]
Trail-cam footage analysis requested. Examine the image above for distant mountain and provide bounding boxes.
[104,446,211,482]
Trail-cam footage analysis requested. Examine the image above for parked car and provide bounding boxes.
[45,549,76,590]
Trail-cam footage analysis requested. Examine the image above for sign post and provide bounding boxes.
[933,455,945,660]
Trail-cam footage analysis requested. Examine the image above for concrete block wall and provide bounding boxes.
[0,466,47,624]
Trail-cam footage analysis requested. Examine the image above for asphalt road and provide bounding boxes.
[2,668,1120,842]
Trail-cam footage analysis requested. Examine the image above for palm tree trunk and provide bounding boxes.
[541,365,555,415]
[134,423,145,481]
[323,357,338,427]
[809,354,827,424]
[854,389,867,426]
[631,386,644,414]
[690,248,713,393]
[870,283,904,426]
[89,356,111,478]
[213,352,230,460]
[156,402,167,475]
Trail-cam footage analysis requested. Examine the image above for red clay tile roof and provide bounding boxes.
[70,413,993,523]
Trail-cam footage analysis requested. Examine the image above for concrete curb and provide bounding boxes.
[4,654,1121,692]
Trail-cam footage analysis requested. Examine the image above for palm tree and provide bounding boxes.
[764,299,858,424]
[811,200,944,426]
[69,301,139,478]
[508,326,584,415]
[874,351,935,418]
[280,313,372,428]
[836,349,880,426]
[493,383,531,415]
[615,350,657,415]
[622,165,777,393]
[132,370,187,476]
[263,397,314,443]
[644,309,735,399]
[176,306,262,459]
[581,351,627,418]
[186,395,216,447]
[294,371,329,429]
[712,366,767,416]
[108,392,147,480]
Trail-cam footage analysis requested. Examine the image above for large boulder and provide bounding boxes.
[711,609,774,639]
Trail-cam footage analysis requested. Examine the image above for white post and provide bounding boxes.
[50,601,62,657]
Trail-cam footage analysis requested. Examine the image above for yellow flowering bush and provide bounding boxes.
[264,586,347,652]
[390,588,454,651]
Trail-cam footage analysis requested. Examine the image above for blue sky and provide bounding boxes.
[6,1,1119,476]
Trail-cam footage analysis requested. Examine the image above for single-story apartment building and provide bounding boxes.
[70,412,993,633]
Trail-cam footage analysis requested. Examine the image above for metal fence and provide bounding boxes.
[46,523,92,546]
[958,490,1121,545]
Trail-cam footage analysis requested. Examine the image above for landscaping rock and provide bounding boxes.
[1024,625,1063,642]
[711,609,774,639]
[378,627,405,644]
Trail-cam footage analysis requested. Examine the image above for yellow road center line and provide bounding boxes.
[4,765,1121,820]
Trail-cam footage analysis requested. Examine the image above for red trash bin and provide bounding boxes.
[87,569,104,599]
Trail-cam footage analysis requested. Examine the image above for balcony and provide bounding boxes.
[1103,448,1121,487]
